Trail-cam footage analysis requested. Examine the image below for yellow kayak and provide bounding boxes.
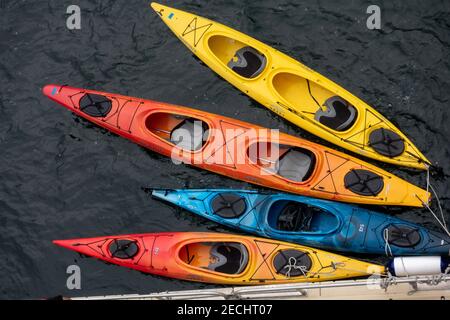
[151,3,430,170]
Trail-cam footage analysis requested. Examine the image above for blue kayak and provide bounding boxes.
[152,189,450,256]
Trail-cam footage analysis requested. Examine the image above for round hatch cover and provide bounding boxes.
[211,193,247,218]
[369,128,405,157]
[79,93,112,117]
[344,169,384,196]
[385,224,421,248]
[108,239,139,259]
[273,249,312,277]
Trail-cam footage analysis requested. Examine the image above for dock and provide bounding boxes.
[70,274,450,300]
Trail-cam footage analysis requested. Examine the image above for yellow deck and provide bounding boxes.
[151,2,430,170]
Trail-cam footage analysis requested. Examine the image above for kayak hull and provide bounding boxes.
[53,232,384,285]
[42,84,429,207]
[152,189,450,256]
[151,2,430,170]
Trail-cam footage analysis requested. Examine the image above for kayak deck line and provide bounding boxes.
[68,274,450,300]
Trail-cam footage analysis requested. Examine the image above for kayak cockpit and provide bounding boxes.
[267,200,339,234]
[146,112,209,151]
[248,142,316,182]
[272,72,358,132]
[208,35,267,79]
[179,242,249,275]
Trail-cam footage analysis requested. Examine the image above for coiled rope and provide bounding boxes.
[383,228,393,257]
[283,257,309,278]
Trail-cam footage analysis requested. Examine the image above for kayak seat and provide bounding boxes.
[315,96,357,131]
[211,193,247,218]
[208,243,249,274]
[276,148,316,182]
[227,46,267,79]
[277,202,314,232]
[170,119,207,151]
[273,249,312,277]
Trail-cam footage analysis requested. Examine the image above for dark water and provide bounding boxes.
[0,0,449,299]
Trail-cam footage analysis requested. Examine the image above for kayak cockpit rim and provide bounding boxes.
[144,110,212,153]
[246,141,319,185]
[265,199,341,235]
[206,32,270,82]
[175,238,251,278]
[269,70,360,135]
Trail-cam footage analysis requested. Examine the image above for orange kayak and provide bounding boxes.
[53,232,385,285]
[42,84,429,207]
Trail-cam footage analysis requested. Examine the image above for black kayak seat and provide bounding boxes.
[227,46,267,78]
[276,149,315,182]
[273,249,312,277]
[315,96,357,131]
[170,119,207,151]
[208,243,249,275]
[277,202,314,232]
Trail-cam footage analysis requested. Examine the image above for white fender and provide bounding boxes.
[387,256,449,277]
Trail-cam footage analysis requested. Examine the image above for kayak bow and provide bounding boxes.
[150,2,430,170]
[53,232,385,285]
[42,84,429,207]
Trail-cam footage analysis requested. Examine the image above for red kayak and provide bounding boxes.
[53,232,385,285]
[42,84,429,207]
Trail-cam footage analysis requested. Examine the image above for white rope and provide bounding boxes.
[323,261,389,279]
[422,200,450,238]
[429,183,447,230]
[426,167,447,229]
[383,228,393,257]
[380,274,396,290]
[421,167,450,237]
[399,257,409,277]
[283,257,308,278]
